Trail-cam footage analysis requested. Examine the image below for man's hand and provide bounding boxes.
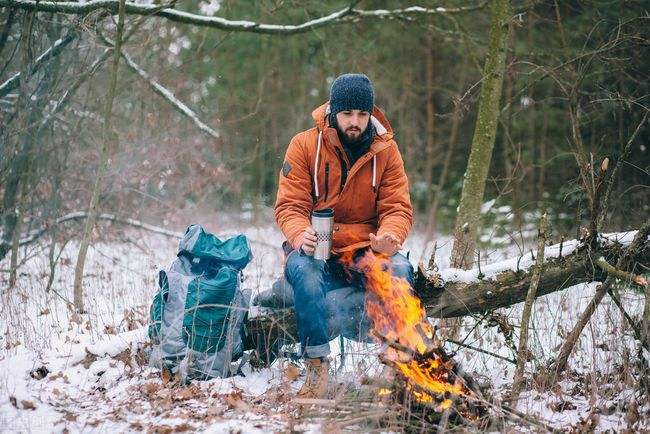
[369,233,401,256]
[297,227,317,255]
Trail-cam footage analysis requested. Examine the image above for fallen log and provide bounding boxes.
[246,231,649,363]
[419,234,647,318]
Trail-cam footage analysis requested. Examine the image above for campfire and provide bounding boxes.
[340,250,484,421]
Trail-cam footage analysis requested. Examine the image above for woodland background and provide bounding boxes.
[1,0,648,251]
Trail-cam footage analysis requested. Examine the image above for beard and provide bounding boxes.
[340,126,366,143]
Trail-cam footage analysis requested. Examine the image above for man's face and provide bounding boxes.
[335,110,371,143]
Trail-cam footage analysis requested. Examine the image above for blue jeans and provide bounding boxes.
[284,248,414,359]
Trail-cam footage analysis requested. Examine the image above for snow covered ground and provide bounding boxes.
[1,211,648,432]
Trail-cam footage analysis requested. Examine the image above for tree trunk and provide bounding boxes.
[537,108,548,203]
[424,25,436,207]
[8,207,21,287]
[0,11,35,263]
[450,0,511,269]
[72,0,126,312]
[422,68,468,252]
[642,224,650,361]
[0,7,16,58]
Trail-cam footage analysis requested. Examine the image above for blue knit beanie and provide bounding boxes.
[329,73,374,115]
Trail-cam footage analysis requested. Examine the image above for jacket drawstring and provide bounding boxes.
[315,130,377,199]
[314,130,323,200]
[372,155,377,193]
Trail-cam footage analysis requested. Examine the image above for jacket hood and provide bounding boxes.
[311,101,394,141]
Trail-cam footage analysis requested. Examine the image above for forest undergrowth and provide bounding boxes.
[0,214,648,432]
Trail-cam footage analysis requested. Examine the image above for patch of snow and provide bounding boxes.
[1,220,647,432]
[480,198,496,214]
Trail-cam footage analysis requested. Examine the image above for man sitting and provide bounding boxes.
[274,73,414,399]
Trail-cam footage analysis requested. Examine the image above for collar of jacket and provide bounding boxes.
[310,101,394,157]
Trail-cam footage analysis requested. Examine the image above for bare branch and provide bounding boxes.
[0,31,76,99]
[510,211,548,403]
[598,112,649,231]
[596,256,647,287]
[118,46,219,139]
[17,212,184,247]
[552,219,650,375]
[0,0,487,35]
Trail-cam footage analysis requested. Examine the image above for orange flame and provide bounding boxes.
[340,249,469,406]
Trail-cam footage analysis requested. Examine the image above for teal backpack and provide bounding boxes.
[148,224,252,380]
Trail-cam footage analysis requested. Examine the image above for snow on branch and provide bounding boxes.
[119,48,219,139]
[18,212,185,246]
[0,32,77,99]
[0,0,487,35]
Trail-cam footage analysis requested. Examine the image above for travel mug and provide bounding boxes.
[311,208,334,260]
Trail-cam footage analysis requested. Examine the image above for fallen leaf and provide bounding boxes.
[143,381,159,396]
[70,313,83,325]
[225,393,250,412]
[21,400,36,410]
[285,363,300,382]
[550,399,576,412]
[112,348,132,366]
[172,422,192,432]
[173,387,196,401]
[82,348,98,369]
[161,369,172,384]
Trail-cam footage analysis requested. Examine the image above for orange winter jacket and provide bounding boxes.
[274,102,413,253]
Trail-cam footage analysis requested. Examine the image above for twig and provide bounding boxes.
[596,256,647,287]
[606,288,648,352]
[19,212,184,247]
[0,31,76,98]
[510,211,547,403]
[293,398,338,406]
[97,34,220,140]
[446,338,516,364]
[333,409,388,428]
[501,403,562,433]
[598,113,648,232]
[370,330,417,360]
[553,218,650,375]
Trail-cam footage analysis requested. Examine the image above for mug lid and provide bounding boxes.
[312,208,334,218]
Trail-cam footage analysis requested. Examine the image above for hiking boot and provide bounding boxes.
[297,358,330,399]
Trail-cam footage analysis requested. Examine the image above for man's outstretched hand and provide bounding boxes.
[369,232,401,256]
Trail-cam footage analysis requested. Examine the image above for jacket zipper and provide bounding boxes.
[334,147,348,193]
[324,162,330,201]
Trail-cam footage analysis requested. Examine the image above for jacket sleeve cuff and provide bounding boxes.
[287,223,309,249]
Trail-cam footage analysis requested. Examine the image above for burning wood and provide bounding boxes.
[339,250,486,421]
